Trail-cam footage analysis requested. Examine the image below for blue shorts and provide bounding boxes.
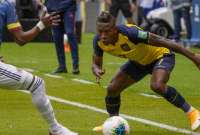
[120,54,175,81]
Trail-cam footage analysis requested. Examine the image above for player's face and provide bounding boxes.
[97,23,117,45]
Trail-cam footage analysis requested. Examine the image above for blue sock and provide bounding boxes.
[163,86,191,112]
[105,95,120,116]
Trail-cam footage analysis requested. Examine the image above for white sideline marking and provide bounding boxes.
[21,68,35,73]
[140,93,162,99]
[72,78,95,84]
[44,73,63,79]
[18,90,200,135]
[103,85,107,88]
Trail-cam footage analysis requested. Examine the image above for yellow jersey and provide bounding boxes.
[93,24,171,65]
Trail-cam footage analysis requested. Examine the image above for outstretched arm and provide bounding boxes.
[10,12,60,46]
[148,33,200,69]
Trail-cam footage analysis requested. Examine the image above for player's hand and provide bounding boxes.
[92,67,105,84]
[193,53,200,70]
[40,12,61,27]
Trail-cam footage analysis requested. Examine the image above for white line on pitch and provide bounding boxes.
[140,93,162,99]
[21,68,35,73]
[18,90,200,135]
[44,73,63,79]
[72,78,95,84]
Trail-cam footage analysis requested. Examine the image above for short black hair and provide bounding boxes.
[96,11,115,26]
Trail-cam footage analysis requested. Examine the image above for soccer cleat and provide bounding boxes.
[188,108,200,130]
[72,65,80,75]
[51,67,67,74]
[92,125,103,132]
[49,125,78,135]
[72,69,80,75]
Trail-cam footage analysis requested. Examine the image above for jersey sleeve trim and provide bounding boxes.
[7,22,21,30]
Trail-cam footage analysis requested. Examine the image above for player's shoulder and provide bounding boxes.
[0,0,14,9]
[117,24,141,30]
[0,0,5,3]
[117,24,140,35]
[0,0,11,5]
[93,34,103,56]
[117,24,149,43]
[93,34,100,43]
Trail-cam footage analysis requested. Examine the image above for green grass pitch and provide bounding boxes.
[0,33,200,135]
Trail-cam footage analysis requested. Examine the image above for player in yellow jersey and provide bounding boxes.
[92,11,200,132]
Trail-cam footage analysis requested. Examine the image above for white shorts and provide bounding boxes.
[0,61,34,90]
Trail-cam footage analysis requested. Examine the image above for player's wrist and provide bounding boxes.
[36,21,45,31]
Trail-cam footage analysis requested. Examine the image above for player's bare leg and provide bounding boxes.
[93,70,135,132]
[151,68,200,130]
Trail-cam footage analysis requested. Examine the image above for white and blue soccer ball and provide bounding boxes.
[103,116,130,135]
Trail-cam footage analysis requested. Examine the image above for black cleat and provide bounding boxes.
[51,67,67,74]
[72,65,80,75]
[72,68,80,75]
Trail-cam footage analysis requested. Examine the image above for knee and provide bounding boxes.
[30,77,47,105]
[150,82,166,94]
[107,84,119,97]
[29,76,45,94]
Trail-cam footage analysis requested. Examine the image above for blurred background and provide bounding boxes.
[3,0,200,46]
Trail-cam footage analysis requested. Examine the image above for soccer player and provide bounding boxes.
[0,0,78,135]
[92,11,200,132]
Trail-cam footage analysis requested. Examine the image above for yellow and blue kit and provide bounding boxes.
[0,0,21,44]
[93,25,175,81]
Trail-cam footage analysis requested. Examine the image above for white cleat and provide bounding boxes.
[49,125,78,135]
